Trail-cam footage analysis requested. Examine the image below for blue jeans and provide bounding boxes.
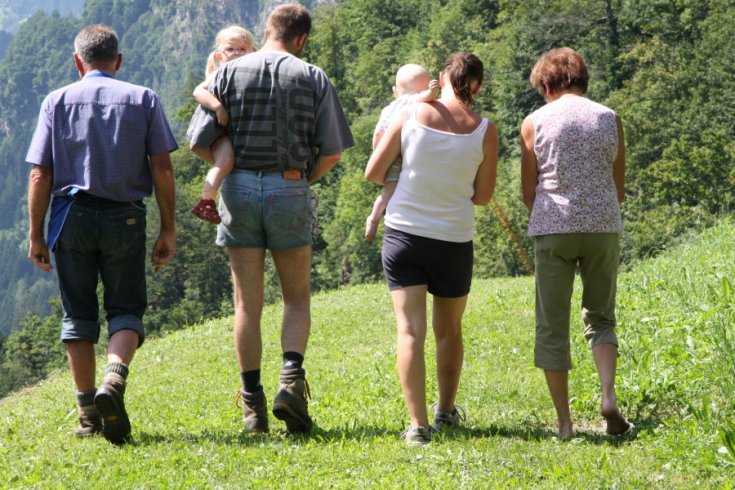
[54,196,147,346]
[216,170,312,250]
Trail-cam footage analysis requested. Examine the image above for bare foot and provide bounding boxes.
[601,406,631,435]
[364,218,379,241]
[557,422,574,439]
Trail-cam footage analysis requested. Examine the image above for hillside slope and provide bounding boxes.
[0,220,732,487]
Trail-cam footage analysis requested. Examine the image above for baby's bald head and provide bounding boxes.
[394,64,431,96]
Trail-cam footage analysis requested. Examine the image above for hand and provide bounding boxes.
[28,238,52,272]
[151,232,175,272]
[215,106,229,127]
[429,79,440,96]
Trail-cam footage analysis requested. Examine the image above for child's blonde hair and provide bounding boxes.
[205,25,254,77]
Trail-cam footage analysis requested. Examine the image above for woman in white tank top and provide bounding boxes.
[366,52,498,445]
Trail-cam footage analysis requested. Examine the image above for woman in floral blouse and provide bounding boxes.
[520,47,631,439]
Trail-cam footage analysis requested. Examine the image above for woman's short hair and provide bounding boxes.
[529,47,589,95]
[444,52,484,106]
[74,24,118,64]
[265,3,311,43]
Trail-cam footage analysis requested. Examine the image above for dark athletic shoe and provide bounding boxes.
[236,389,269,433]
[73,407,102,437]
[94,382,131,444]
[400,425,433,446]
[272,367,313,433]
[430,403,466,432]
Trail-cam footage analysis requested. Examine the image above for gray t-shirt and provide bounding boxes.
[187,51,354,173]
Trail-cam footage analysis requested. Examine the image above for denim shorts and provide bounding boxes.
[54,196,147,346]
[381,226,473,298]
[217,170,312,250]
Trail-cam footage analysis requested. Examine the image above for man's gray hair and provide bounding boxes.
[74,24,118,64]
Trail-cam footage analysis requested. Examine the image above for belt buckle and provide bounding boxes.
[282,169,302,180]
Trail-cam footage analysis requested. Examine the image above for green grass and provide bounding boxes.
[1,220,734,488]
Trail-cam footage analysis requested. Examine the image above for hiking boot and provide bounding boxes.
[431,403,466,432]
[272,367,312,433]
[94,380,131,445]
[73,406,102,437]
[235,389,269,433]
[400,425,432,446]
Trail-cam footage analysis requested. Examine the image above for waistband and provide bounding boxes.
[234,168,304,181]
[71,191,144,208]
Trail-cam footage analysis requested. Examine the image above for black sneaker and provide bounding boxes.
[272,367,313,433]
[94,382,131,444]
[236,389,269,433]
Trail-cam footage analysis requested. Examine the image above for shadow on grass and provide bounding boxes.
[128,418,644,447]
[129,424,395,446]
[438,421,641,446]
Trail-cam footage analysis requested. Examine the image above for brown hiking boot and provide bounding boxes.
[235,389,269,433]
[94,375,131,445]
[272,367,313,433]
[73,406,102,437]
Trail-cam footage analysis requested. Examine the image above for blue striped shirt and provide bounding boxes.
[25,70,178,201]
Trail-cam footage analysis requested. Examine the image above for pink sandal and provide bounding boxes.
[191,199,221,224]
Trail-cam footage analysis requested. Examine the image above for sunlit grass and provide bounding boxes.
[1,220,733,488]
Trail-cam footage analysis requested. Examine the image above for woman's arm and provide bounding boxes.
[365,108,405,185]
[613,114,626,203]
[471,121,498,206]
[193,77,229,127]
[520,116,538,211]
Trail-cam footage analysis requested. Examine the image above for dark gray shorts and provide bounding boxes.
[381,226,473,298]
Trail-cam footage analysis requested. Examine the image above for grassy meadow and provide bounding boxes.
[1,221,733,488]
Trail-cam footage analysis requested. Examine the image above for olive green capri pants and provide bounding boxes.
[534,233,620,371]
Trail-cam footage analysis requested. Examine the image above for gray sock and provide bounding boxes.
[76,389,97,409]
[104,361,129,380]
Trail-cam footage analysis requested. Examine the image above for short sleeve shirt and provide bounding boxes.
[188,51,354,172]
[375,95,414,134]
[25,71,178,201]
[527,95,622,236]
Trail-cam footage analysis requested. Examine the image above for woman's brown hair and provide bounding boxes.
[444,52,484,106]
[529,47,589,95]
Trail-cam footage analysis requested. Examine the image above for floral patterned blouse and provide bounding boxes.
[527,95,622,237]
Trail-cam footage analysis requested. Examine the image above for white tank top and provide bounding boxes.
[384,104,488,242]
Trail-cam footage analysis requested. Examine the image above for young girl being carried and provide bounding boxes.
[190,26,254,224]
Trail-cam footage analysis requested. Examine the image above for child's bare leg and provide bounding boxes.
[365,182,397,240]
[202,136,235,200]
[192,136,234,224]
[190,144,215,164]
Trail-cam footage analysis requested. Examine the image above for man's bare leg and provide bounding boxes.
[66,340,96,392]
[272,245,312,355]
[228,247,266,372]
[270,245,313,433]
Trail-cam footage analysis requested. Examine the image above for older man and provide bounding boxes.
[188,3,353,434]
[26,24,177,444]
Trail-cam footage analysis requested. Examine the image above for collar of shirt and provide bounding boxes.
[84,70,114,79]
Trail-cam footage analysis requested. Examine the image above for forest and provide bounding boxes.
[0,0,733,397]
